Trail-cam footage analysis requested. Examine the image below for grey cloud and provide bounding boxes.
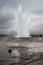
[23,0,43,15]
[0,6,17,35]
[0,0,43,14]
[0,7,14,26]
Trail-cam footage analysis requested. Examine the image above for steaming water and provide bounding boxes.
[15,5,30,38]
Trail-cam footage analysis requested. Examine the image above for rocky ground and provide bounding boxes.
[0,35,43,65]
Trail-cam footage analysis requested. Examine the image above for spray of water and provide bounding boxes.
[15,5,30,38]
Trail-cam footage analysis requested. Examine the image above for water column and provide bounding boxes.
[17,5,30,38]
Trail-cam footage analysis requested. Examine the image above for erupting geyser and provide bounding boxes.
[15,5,30,38]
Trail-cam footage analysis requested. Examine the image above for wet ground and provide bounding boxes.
[0,46,43,65]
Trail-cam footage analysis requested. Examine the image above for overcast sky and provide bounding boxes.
[0,0,43,37]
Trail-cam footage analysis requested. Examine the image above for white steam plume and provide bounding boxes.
[15,5,30,38]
